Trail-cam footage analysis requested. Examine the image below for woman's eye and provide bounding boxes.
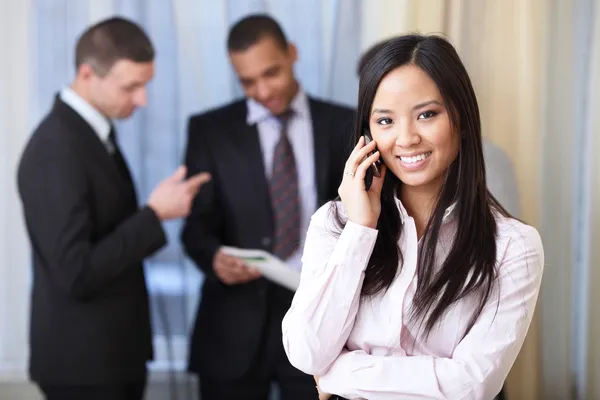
[417,110,438,120]
[377,117,393,126]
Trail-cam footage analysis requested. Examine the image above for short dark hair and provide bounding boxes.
[75,17,154,77]
[227,14,288,52]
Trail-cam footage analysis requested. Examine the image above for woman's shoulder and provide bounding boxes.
[494,213,540,240]
[312,199,346,224]
[494,213,544,265]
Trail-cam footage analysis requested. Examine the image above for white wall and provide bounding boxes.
[0,1,34,380]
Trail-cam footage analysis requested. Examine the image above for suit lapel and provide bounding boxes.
[229,106,273,220]
[225,99,333,226]
[54,98,135,198]
[308,99,331,205]
[110,143,138,207]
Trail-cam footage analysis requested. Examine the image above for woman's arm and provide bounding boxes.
[318,224,544,400]
[282,202,378,375]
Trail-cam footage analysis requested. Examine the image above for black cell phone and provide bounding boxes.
[363,131,382,178]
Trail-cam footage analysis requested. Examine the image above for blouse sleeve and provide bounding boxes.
[318,223,544,400]
[281,202,378,375]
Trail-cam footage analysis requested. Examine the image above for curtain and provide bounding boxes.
[584,2,600,399]
[446,2,547,398]
[540,0,600,399]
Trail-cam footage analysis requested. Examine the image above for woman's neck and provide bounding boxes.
[399,184,439,239]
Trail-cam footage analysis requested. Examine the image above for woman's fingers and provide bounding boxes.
[353,150,381,181]
[344,137,377,176]
[369,163,387,195]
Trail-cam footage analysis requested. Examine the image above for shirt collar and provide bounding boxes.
[394,197,457,225]
[59,86,111,142]
[246,87,309,125]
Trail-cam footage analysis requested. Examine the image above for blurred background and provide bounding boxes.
[1,0,599,399]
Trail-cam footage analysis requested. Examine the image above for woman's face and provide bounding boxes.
[369,64,459,194]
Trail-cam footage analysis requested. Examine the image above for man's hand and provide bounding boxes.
[213,249,261,285]
[147,166,211,221]
[314,376,332,400]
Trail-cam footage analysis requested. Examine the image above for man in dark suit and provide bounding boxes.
[17,17,210,400]
[181,14,355,400]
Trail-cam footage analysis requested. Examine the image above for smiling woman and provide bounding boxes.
[282,34,544,400]
[369,66,458,216]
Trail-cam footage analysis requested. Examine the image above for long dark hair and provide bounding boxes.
[332,34,510,337]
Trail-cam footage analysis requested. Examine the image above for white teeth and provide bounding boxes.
[400,152,431,164]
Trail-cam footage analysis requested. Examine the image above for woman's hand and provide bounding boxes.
[314,376,332,400]
[338,136,387,229]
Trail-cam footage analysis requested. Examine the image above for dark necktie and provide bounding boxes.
[107,127,135,192]
[269,111,300,260]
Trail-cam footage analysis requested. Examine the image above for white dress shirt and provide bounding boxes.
[246,89,317,270]
[59,87,113,153]
[282,199,544,399]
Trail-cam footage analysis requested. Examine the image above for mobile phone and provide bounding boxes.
[363,131,382,178]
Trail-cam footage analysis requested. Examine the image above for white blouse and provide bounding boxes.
[282,199,544,399]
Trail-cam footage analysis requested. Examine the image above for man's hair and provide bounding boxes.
[227,14,288,52]
[75,17,154,77]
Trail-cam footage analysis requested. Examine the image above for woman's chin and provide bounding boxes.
[393,169,429,187]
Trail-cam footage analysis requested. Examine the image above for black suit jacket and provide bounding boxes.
[181,97,355,379]
[17,97,167,385]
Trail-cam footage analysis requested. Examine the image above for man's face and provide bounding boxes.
[86,59,154,119]
[229,36,298,115]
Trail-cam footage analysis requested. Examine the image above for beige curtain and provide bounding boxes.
[360,1,547,398]
[447,3,546,398]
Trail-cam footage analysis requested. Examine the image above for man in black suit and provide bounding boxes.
[17,17,210,400]
[182,14,355,400]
